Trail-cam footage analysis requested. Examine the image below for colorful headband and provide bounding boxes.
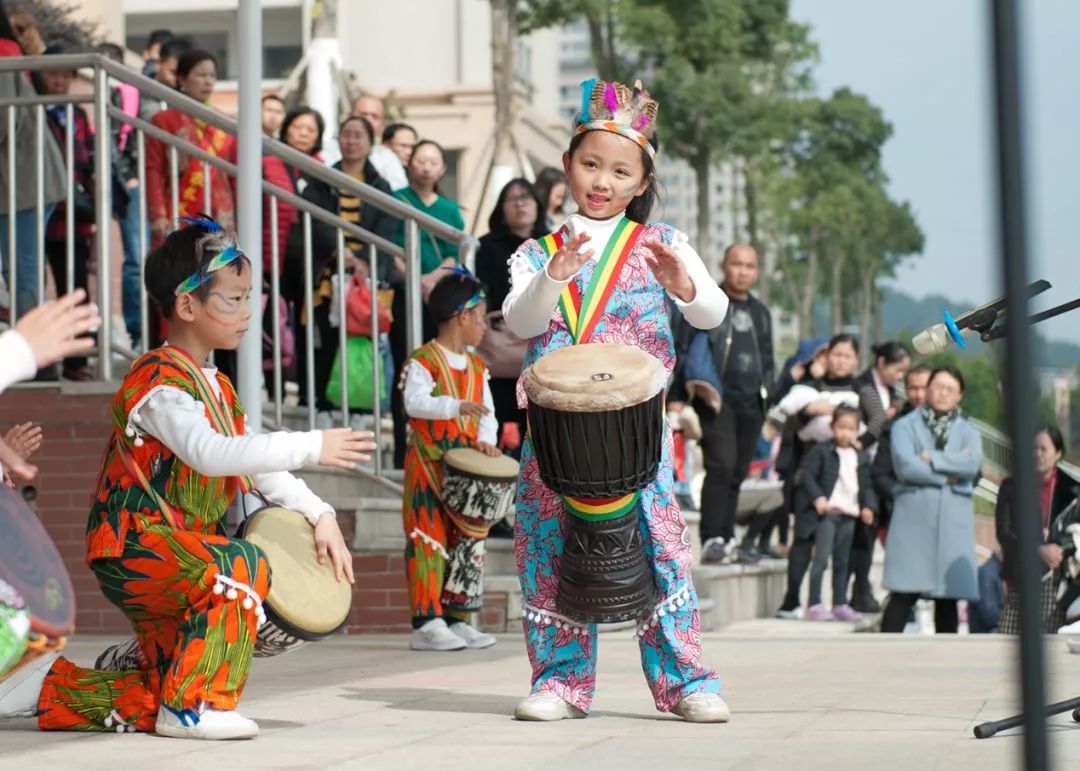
[440,264,486,313]
[575,78,659,159]
[174,215,245,296]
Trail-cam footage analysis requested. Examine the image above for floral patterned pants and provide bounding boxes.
[514,436,721,713]
[37,526,269,732]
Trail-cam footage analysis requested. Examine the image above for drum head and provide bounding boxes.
[0,485,75,639]
[443,447,520,481]
[523,343,667,412]
[238,507,352,638]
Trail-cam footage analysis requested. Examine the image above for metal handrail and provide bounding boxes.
[0,54,477,246]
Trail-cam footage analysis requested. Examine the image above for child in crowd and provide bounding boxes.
[0,220,374,741]
[799,405,877,622]
[503,79,730,723]
[401,270,500,652]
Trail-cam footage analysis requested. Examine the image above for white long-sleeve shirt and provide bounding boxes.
[0,330,36,394]
[502,212,729,339]
[402,344,498,446]
[126,367,334,526]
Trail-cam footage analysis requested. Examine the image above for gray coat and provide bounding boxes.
[0,72,66,212]
[882,409,983,600]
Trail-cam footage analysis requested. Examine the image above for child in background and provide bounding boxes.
[799,405,877,622]
[401,270,500,652]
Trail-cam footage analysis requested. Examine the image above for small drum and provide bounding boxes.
[523,343,666,498]
[237,506,353,657]
[440,448,519,611]
[442,447,519,530]
[522,343,666,624]
[0,485,75,666]
[94,506,354,669]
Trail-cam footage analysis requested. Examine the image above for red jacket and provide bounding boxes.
[261,155,297,275]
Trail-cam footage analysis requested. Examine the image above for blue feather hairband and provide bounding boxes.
[440,264,486,313]
[174,214,245,295]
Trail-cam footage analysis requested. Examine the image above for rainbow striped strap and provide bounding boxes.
[576,120,656,159]
[562,492,640,522]
[538,218,643,344]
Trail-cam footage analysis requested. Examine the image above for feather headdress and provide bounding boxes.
[575,78,660,158]
[174,214,246,295]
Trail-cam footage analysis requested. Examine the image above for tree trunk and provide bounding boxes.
[858,266,876,365]
[694,147,712,262]
[742,157,767,301]
[490,0,515,168]
[798,235,819,338]
[586,8,617,82]
[829,249,845,332]
[874,287,885,345]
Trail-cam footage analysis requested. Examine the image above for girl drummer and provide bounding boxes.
[502,79,731,722]
[401,270,501,652]
[0,220,375,741]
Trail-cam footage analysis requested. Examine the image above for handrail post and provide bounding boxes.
[236,0,264,432]
[93,63,113,380]
[404,219,422,355]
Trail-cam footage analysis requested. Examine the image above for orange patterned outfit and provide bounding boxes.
[36,347,269,732]
[401,342,490,621]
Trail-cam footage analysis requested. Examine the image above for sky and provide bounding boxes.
[789,0,1080,345]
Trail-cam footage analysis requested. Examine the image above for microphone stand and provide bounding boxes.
[980,297,1080,342]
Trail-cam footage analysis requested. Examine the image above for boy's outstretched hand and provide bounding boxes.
[314,515,355,583]
[547,232,594,281]
[641,237,694,303]
[459,401,491,417]
[319,428,377,469]
[475,441,501,458]
[14,289,101,369]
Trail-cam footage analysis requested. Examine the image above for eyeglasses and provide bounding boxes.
[339,132,369,141]
[505,194,535,206]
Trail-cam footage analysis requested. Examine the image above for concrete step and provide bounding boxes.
[691,558,788,630]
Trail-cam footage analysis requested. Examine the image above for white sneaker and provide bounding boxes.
[448,621,496,649]
[155,703,259,740]
[315,410,334,429]
[672,692,731,723]
[410,618,466,651]
[0,652,58,719]
[1057,618,1080,635]
[514,691,586,721]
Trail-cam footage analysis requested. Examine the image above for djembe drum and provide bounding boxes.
[522,343,667,624]
[441,448,519,609]
[0,485,76,673]
[95,506,354,669]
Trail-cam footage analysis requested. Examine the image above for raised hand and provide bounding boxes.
[641,237,694,302]
[319,428,378,469]
[314,515,355,583]
[546,233,594,281]
[0,437,36,481]
[14,289,101,369]
[3,423,42,461]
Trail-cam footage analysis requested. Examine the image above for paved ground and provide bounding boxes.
[2,631,1079,770]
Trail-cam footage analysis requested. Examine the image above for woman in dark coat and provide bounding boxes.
[472,178,546,451]
[995,424,1080,633]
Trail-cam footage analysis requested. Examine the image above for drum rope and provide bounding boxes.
[103,708,136,733]
[408,528,449,559]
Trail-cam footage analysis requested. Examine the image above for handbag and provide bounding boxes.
[345,273,391,337]
[326,335,386,411]
[477,311,528,380]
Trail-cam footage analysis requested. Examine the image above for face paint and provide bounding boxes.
[205,290,250,324]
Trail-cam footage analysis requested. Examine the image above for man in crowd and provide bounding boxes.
[352,94,409,191]
[383,122,418,169]
[262,94,286,138]
[672,244,775,564]
[141,29,173,80]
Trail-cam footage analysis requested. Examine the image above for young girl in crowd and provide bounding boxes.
[503,79,731,723]
[799,405,877,622]
[401,271,500,652]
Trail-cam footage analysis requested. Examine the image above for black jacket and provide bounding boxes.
[995,467,1080,584]
[283,160,400,292]
[670,287,774,406]
[869,403,916,530]
[794,440,877,539]
[475,230,529,312]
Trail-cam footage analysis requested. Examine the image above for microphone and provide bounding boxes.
[910,279,1052,356]
[912,312,967,356]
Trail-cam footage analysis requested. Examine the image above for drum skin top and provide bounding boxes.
[443,447,520,480]
[238,507,352,635]
[523,343,667,412]
[0,485,75,638]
